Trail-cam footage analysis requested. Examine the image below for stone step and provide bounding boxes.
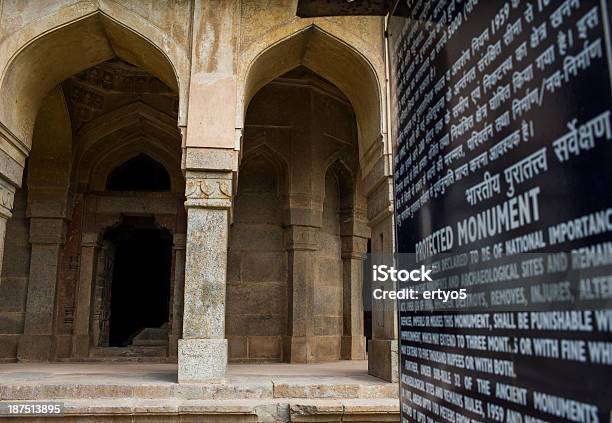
[91,347,168,358]
[0,379,397,401]
[0,398,400,422]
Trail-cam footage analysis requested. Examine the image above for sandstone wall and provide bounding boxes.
[0,185,29,360]
[227,156,287,362]
[227,67,360,362]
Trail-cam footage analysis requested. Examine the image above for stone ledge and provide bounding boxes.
[0,398,399,422]
[0,379,398,401]
[273,381,397,399]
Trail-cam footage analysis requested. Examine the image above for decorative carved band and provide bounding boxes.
[0,177,15,219]
[341,235,368,258]
[285,225,319,251]
[184,173,232,209]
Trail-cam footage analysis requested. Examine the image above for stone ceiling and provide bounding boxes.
[62,59,179,134]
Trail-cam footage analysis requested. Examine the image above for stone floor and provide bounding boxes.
[0,361,399,422]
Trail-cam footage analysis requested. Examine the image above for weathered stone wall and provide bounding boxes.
[227,156,287,362]
[229,67,361,362]
[0,185,29,361]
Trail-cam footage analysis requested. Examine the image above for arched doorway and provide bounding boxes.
[230,66,369,363]
[238,26,396,379]
[99,218,172,349]
[0,15,187,360]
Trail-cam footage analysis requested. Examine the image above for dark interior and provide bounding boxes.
[107,219,172,347]
[106,154,171,191]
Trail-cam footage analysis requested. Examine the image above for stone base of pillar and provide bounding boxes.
[283,336,311,363]
[17,335,54,361]
[178,338,227,383]
[71,335,90,359]
[341,335,367,360]
[367,339,398,382]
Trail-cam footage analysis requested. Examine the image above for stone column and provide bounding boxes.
[0,177,15,279]
[363,149,398,381]
[71,233,101,359]
[17,216,67,361]
[367,211,398,382]
[169,233,186,358]
[340,233,368,360]
[284,224,318,363]
[178,170,232,382]
[0,124,26,283]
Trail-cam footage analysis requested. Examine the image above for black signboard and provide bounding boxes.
[390,0,612,422]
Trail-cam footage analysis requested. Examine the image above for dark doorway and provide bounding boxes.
[106,217,172,347]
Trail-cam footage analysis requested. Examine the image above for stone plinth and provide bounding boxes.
[178,338,228,382]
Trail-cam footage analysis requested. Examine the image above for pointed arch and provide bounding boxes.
[240,25,384,164]
[73,101,180,162]
[70,100,181,191]
[0,9,188,151]
[87,136,183,193]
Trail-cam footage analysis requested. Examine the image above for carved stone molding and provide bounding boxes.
[0,177,15,219]
[74,61,174,95]
[184,172,233,209]
[0,121,28,187]
[341,235,368,259]
[285,225,319,251]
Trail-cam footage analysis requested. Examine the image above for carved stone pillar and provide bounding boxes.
[178,170,232,382]
[18,216,67,361]
[340,232,368,360]
[0,124,26,283]
[71,233,101,359]
[0,177,15,279]
[169,233,186,358]
[284,224,318,363]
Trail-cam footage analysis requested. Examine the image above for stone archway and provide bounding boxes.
[238,26,397,380]
[0,8,188,279]
[0,12,187,149]
[240,25,385,161]
[0,12,185,361]
[233,66,370,363]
